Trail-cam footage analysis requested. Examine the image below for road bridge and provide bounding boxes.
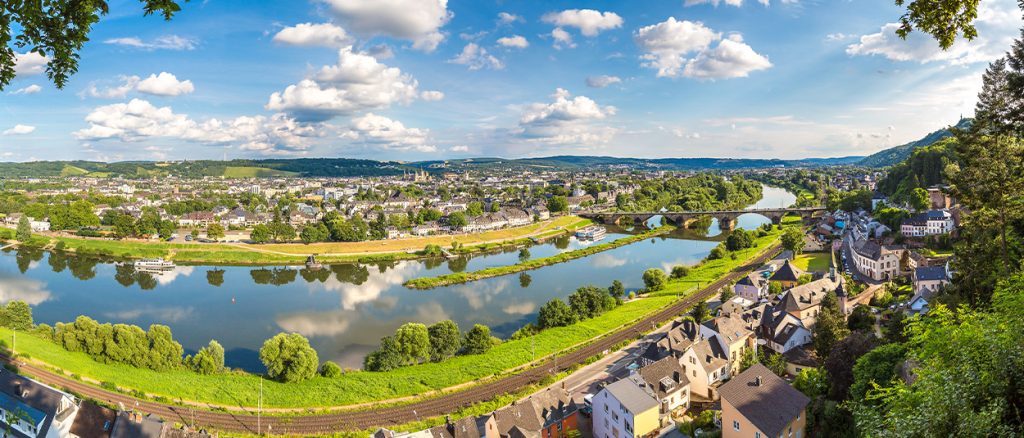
[579,207,826,230]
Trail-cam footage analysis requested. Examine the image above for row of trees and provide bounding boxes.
[363,320,495,371]
[615,174,763,212]
[538,284,621,329]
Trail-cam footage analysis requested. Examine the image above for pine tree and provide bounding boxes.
[975,58,1015,134]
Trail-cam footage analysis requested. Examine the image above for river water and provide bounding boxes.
[0,186,795,371]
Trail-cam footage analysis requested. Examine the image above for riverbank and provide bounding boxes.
[0,221,789,411]
[0,216,591,266]
[404,225,674,289]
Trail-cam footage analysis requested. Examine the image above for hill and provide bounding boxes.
[858,119,971,168]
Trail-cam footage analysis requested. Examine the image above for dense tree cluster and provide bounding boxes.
[539,284,620,329]
[48,316,185,371]
[259,332,320,383]
[615,174,762,212]
[364,319,496,371]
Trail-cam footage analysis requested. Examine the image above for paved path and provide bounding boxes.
[5,243,782,435]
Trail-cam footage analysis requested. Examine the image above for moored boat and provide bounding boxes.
[133,258,175,269]
[575,225,607,240]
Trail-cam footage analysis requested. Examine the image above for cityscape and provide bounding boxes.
[0,1,1022,438]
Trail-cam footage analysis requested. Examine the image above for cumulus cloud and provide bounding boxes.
[551,28,576,49]
[635,17,771,79]
[74,99,320,154]
[515,88,617,145]
[420,90,445,101]
[586,75,622,88]
[542,9,623,37]
[449,43,504,70]
[497,35,529,49]
[450,145,469,152]
[320,0,451,52]
[13,52,47,76]
[273,22,352,47]
[497,12,523,25]
[83,72,193,98]
[3,124,35,135]
[104,35,197,50]
[11,84,42,95]
[267,46,435,122]
[341,113,436,152]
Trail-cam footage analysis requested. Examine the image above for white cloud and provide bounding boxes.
[104,35,197,50]
[635,17,771,79]
[449,43,504,70]
[267,46,431,122]
[341,113,436,152]
[367,44,395,59]
[74,99,320,154]
[273,23,352,47]
[685,0,793,5]
[13,52,47,76]
[320,0,451,52]
[586,75,622,88]
[497,35,529,49]
[551,28,576,49]
[497,12,523,25]
[136,72,195,96]
[515,88,617,145]
[82,72,193,98]
[542,9,623,37]
[450,145,469,152]
[11,84,42,95]
[3,124,35,135]
[846,1,1018,65]
[420,90,445,101]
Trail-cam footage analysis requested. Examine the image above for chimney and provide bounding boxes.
[754,376,763,387]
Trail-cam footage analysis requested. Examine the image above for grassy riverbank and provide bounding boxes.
[404,225,674,289]
[1,216,590,266]
[2,220,788,410]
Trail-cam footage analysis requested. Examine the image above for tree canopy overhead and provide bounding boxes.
[1,0,187,90]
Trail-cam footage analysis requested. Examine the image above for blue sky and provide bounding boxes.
[1,0,1020,162]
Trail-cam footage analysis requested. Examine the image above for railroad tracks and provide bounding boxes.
[8,243,781,435]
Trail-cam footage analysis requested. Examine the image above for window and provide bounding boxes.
[733,420,740,431]
[756,433,761,438]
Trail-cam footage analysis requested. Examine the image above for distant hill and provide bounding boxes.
[858,119,971,168]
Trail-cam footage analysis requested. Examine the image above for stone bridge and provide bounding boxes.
[579,207,826,230]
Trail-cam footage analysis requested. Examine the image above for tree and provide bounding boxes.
[446,211,467,229]
[112,213,137,239]
[394,323,430,364]
[427,320,461,362]
[466,201,483,217]
[608,280,625,298]
[146,325,183,371]
[568,286,616,319]
[642,268,667,291]
[319,361,343,378]
[206,269,225,287]
[719,287,735,303]
[299,224,327,244]
[157,220,175,240]
[364,336,403,372]
[690,300,710,323]
[259,332,319,383]
[188,340,225,375]
[547,196,568,213]
[909,187,930,211]
[462,324,492,355]
[250,224,271,243]
[813,292,850,360]
[793,368,829,399]
[206,223,225,241]
[538,299,577,329]
[847,306,874,332]
[518,248,530,263]
[892,0,981,50]
[725,229,753,251]
[15,216,30,242]
[2,301,33,331]
[0,1,187,90]
[670,265,689,279]
[269,221,295,242]
[849,343,907,403]
[782,226,804,255]
[823,332,878,401]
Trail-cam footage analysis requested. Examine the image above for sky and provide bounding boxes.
[0,0,1021,162]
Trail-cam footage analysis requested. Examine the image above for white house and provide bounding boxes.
[900,210,955,237]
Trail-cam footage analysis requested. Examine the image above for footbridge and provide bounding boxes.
[579,207,826,230]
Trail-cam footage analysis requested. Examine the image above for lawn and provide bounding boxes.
[792,252,832,273]
[1,295,674,409]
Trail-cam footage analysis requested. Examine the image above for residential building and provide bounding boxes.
[679,338,729,401]
[768,260,804,290]
[900,210,954,237]
[592,378,660,438]
[912,266,949,296]
[481,388,578,438]
[0,371,79,438]
[634,357,690,417]
[719,364,810,438]
[733,273,768,301]
[850,240,904,281]
[700,315,755,375]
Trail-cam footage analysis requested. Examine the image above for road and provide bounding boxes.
[6,243,782,435]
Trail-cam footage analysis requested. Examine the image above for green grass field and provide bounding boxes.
[792,252,832,273]
[222,166,299,178]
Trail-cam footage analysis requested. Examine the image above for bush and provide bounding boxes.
[670,265,690,279]
[259,333,319,383]
[319,361,343,378]
[708,245,727,260]
[462,325,493,355]
[642,268,667,291]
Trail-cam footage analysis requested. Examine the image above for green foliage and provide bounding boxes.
[206,223,225,241]
[250,224,271,243]
[546,196,568,213]
[738,348,786,376]
[873,207,910,232]
[187,340,224,375]
[53,317,183,371]
[642,268,667,291]
[393,323,431,365]
[707,245,727,260]
[0,301,33,331]
[15,217,31,242]
[427,320,461,362]
[466,202,483,217]
[538,299,577,329]
[689,300,710,323]
[719,287,734,303]
[823,332,878,401]
[813,292,850,360]
[848,343,906,403]
[725,229,754,251]
[847,306,874,332]
[364,336,403,372]
[781,226,804,255]
[670,265,689,279]
[446,211,468,228]
[608,279,625,298]
[894,0,979,50]
[615,174,762,212]
[568,286,617,319]
[793,368,829,399]
[259,333,319,383]
[319,361,343,378]
[461,324,492,355]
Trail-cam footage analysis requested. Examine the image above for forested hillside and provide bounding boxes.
[858,119,970,168]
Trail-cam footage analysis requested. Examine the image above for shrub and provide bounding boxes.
[670,265,690,279]
[319,361,343,378]
[642,268,667,291]
[259,333,319,383]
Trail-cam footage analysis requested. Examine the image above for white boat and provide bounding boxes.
[575,225,607,240]
[133,258,175,269]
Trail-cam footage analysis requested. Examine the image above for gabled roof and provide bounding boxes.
[736,272,766,288]
[769,260,803,282]
[690,339,729,374]
[637,357,689,400]
[781,276,841,313]
[702,315,753,345]
[602,378,659,415]
[719,364,810,438]
[914,266,948,282]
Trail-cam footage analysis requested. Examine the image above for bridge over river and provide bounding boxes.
[579,206,827,230]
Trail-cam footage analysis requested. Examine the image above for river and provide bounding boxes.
[0,186,795,371]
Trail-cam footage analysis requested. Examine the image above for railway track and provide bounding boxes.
[9,243,781,435]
